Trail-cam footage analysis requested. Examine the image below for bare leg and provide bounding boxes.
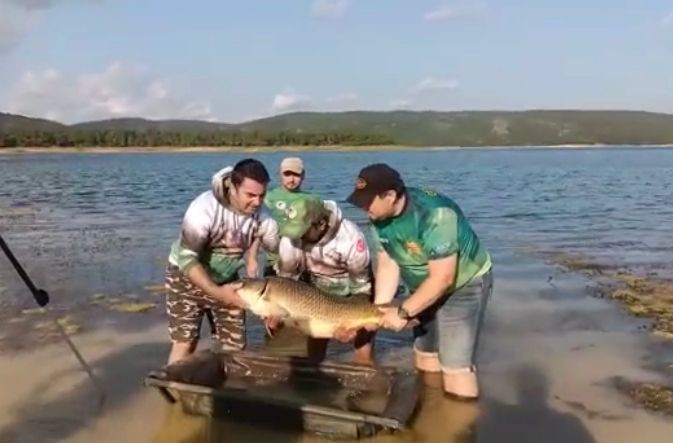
[353,329,376,365]
[442,367,479,400]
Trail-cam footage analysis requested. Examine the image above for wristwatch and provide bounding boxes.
[397,305,413,320]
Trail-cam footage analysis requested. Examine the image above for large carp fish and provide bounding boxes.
[235,276,383,338]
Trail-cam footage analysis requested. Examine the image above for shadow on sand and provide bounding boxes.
[0,342,168,443]
[477,365,596,443]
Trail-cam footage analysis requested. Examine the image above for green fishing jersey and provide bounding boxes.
[370,187,491,293]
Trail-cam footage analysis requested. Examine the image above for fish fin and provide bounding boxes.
[265,322,275,338]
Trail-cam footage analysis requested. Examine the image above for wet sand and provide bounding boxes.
[1,250,672,442]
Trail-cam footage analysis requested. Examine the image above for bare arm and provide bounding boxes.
[401,254,456,317]
[184,262,245,307]
[185,262,222,297]
[246,237,261,277]
[374,250,401,305]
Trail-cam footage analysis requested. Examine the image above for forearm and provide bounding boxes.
[247,238,260,270]
[374,255,400,305]
[248,237,260,258]
[401,274,454,317]
[185,262,222,299]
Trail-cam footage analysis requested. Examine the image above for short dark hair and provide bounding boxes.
[231,158,270,187]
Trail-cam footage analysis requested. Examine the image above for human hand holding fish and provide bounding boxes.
[377,305,421,332]
[377,306,409,332]
[211,282,249,309]
[234,277,419,340]
[332,325,359,343]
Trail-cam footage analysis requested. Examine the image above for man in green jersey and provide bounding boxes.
[346,163,493,400]
[247,157,313,277]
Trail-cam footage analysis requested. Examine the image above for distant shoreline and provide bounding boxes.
[2,143,673,155]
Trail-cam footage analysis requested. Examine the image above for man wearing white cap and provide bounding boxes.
[246,157,315,277]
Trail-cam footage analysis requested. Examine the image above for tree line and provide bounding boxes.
[0,129,395,148]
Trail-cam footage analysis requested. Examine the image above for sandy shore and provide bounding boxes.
[1,249,672,442]
[0,145,410,155]
[2,143,673,155]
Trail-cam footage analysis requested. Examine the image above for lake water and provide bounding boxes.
[1,147,671,309]
[1,147,673,443]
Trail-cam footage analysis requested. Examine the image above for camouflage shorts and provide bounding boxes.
[165,264,245,350]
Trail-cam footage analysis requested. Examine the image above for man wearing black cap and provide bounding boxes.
[346,163,493,400]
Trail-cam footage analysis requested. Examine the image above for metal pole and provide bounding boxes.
[0,234,106,413]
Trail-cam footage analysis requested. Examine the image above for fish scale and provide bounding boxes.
[237,276,383,338]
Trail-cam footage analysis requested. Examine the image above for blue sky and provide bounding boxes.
[1,0,672,123]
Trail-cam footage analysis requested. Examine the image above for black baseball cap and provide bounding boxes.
[346,163,405,209]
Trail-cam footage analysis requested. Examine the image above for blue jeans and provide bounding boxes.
[413,268,493,370]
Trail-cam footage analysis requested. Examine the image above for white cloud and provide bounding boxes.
[424,6,455,22]
[389,99,411,109]
[0,0,97,53]
[0,1,38,52]
[6,62,214,123]
[327,92,358,105]
[270,89,312,113]
[311,0,349,19]
[9,0,57,9]
[662,10,673,27]
[267,91,358,114]
[411,76,459,93]
[388,76,459,110]
[424,2,487,23]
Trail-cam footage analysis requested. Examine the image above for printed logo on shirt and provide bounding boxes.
[405,241,422,255]
[430,243,453,256]
[356,238,366,253]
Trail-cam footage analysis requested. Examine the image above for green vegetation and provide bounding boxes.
[3,110,673,148]
[538,250,673,340]
[612,377,673,416]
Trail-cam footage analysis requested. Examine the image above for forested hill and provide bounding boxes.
[2,110,673,147]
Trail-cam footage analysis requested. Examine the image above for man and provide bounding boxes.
[246,156,313,277]
[270,195,375,364]
[346,163,493,400]
[165,158,279,365]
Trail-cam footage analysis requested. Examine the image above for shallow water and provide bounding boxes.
[1,147,673,442]
[1,148,671,309]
